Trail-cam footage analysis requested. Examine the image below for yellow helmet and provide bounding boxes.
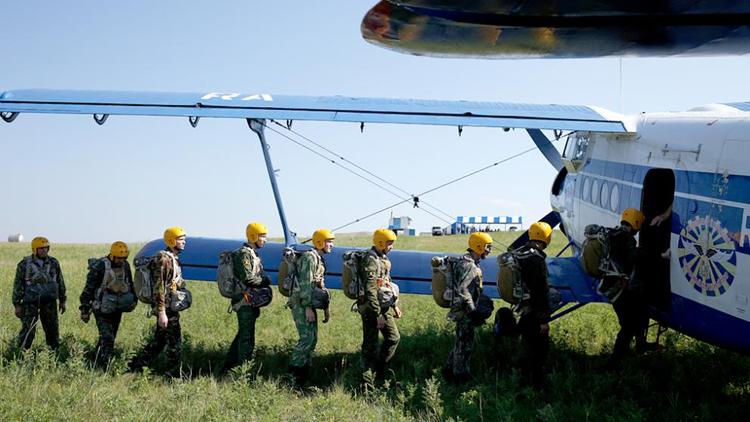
[621,208,645,231]
[163,226,186,248]
[468,232,493,255]
[312,228,335,249]
[109,241,129,258]
[31,236,50,254]
[529,222,553,245]
[372,228,397,252]
[246,222,268,243]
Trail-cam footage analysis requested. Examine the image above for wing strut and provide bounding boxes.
[247,119,297,246]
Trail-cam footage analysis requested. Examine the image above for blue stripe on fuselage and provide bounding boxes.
[571,159,750,254]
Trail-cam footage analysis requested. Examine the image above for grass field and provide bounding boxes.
[1,233,749,421]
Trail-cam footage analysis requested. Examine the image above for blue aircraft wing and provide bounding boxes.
[0,89,627,133]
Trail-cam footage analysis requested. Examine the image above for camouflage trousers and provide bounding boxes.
[93,311,122,366]
[289,304,318,368]
[361,311,400,373]
[131,310,181,370]
[445,317,475,377]
[224,305,260,371]
[17,300,59,350]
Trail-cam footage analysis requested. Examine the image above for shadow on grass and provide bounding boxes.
[5,323,749,420]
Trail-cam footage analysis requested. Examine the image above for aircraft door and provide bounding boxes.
[638,168,675,312]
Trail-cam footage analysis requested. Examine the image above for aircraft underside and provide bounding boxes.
[361,0,750,58]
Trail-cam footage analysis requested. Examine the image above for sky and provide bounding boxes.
[1,1,748,243]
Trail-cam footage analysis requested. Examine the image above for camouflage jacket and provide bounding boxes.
[79,257,134,314]
[451,252,483,312]
[231,244,269,303]
[12,255,67,306]
[291,250,325,308]
[517,242,550,320]
[152,249,185,312]
[359,247,391,316]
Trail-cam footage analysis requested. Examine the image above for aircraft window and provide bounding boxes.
[601,182,610,209]
[591,179,600,204]
[610,184,620,212]
[582,177,592,202]
[562,133,591,174]
[563,134,590,161]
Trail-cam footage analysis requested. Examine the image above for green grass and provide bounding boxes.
[1,234,749,421]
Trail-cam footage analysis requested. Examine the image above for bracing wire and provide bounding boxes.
[330,145,543,233]
[264,120,563,235]
[269,120,456,222]
[264,122,455,224]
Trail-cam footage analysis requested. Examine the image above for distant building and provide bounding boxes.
[8,233,24,243]
[388,215,417,236]
[451,216,523,234]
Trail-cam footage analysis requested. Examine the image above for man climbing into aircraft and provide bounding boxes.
[287,228,334,384]
[442,232,493,383]
[604,209,655,368]
[13,236,67,350]
[129,226,190,377]
[358,228,402,379]
[516,222,553,388]
[222,222,272,373]
[79,241,136,368]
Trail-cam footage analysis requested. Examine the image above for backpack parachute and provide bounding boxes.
[430,256,457,308]
[497,251,528,304]
[133,256,155,304]
[217,250,244,298]
[581,224,612,277]
[277,247,301,297]
[342,250,369,300]
[581,224,628,302]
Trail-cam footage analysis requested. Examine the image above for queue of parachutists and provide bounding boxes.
[12,207,651,387]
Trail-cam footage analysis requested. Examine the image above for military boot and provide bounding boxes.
[289,364,309,386]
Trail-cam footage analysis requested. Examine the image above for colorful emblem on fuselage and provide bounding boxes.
[678,216,737,297]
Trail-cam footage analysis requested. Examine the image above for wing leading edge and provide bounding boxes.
[0,89,627,133]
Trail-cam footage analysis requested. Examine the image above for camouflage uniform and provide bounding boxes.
[79,257,134,366]
[12,255,67,350]
[444,252,483,380]
[516,241,550,388]
[288,250,326,371]
[130,250,185,371]
[357,247,400,375]
[223,243,269,371]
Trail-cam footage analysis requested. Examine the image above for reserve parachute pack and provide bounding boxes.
[581,224,614,278]
[277,247,301,297]
[217,250,245,298]
[496,249,536,304]
[133,256,156,304]
[430,256,461,308]
[377,278,400,312]
[342,250,370,300]
[88,257,136,314]
[22,256,59,304]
